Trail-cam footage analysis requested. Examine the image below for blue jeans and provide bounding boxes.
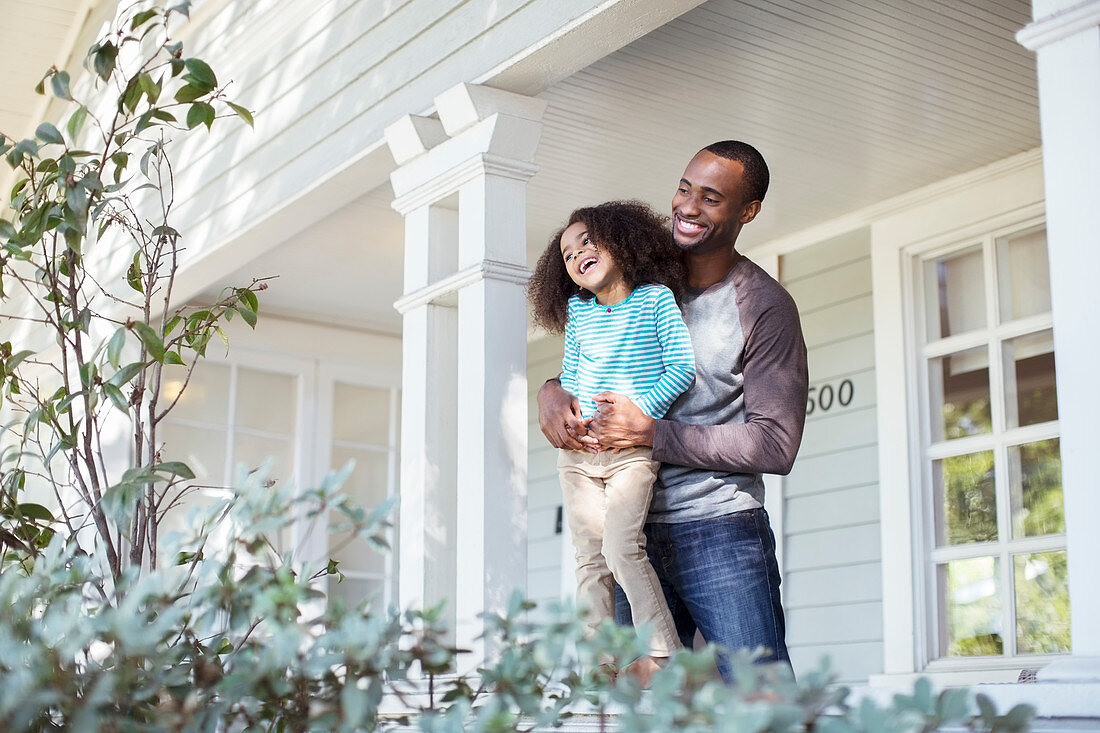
[614,508,790,682]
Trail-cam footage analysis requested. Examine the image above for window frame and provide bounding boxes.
[314,361,401,609]
[909,216,1066,672]
[873,192,1065,681]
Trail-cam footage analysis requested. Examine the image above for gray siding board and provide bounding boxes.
[787,445,878,496]
[527,334,566,604]
[780,228,882,682]
[786,484,880,534]
[788,641,884,684]
[784,562,882,608]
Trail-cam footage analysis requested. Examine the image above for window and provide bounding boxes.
[155,348,401,612]
[320,373,400,610]
[914,224,1069,664]
[157,354,305,549]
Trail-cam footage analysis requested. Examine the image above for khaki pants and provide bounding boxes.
[557,447,682,657]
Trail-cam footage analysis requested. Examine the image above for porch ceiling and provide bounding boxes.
[190,0,1044,331]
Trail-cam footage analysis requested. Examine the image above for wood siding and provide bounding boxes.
[88,0,619,273]
[780,229,882,684]
[527,334,567,611]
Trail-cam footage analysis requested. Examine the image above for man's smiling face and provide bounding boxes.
[671,151,761,255]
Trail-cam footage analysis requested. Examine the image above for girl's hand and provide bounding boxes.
[588,392,656,450]
[538,379,591,450]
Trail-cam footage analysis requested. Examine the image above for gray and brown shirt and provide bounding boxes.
[649,256,808,523]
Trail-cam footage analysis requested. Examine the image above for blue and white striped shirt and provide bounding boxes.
[561,284,695,419]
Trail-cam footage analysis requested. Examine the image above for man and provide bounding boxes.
[537,141,808,682]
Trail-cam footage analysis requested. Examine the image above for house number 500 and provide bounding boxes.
[807,379,854,416]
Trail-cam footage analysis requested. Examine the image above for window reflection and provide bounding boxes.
[925,246,986,341]
[933,451,997,546]
[1009,438,1064,538]
[1014,551,1070,655]
[929,347,992,442]
[939,556,1003,657]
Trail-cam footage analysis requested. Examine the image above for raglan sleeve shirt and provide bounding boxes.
[651,273,808,476]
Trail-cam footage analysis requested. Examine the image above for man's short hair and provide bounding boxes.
[703,140,770,203]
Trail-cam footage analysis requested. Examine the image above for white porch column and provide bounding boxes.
[386,84,546,664]
[1017,0,1100,680]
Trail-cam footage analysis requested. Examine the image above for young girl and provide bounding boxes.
[527,201,695,683]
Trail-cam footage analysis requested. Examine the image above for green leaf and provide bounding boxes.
[186,102,215,130]
[94,42,118,81]
[226,102,254,128]
[66,106,88,141]
[79,361,97,389]
[0,219,14,242]
[7,350,35,371]
[234,304,258,328]
[237,288,258,313]
[50,71,73,101]
[35,123,64,145]
[127,251,144,293]
[174,84,205,104]
[152,109,176,123]
[107,361,144,388]
[183,58,217,92]
[130,8,158,30]
[103,383,129,412]
[131,321,165,362]
[134,110,155,134]
[164,315,183,337]
[152,461,195,480]
[164,350,185,366]
[107,327,126,369]
[16,503,53,522]
[137,72,161,104]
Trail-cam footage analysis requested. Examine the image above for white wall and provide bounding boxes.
[780,229,883,683]
[527,334,568,611]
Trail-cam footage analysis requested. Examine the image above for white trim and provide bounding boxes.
[393,259,532,314]
[1017,0,1100,50]
[872,157,1048,676]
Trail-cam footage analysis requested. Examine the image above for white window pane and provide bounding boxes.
[1014,550,1070,655]
[328,575,384,611]
[233,433,294,486]
[328,446,390,576]
[235,368,296,433]
[1002,330,1058,429]
[938,556,1003,658]
[997,228,1050,323]
[924,246,986,341]
[332,383,391,445]
[160,363,230,424]
[1008,438,1064,539]
[932,450,997,546]
[159,422,226,485]
[928,346,992,442]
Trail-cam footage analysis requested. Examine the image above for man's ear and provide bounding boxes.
[740,200,762,224]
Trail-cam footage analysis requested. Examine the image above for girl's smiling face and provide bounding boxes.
[559,222,631,305]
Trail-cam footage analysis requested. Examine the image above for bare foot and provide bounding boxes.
[623,655,663,689]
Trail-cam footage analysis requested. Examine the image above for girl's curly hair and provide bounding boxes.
[527,200,685,334]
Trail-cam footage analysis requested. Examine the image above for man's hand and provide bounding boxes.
[538,379,597,451]
[588,392,656,450]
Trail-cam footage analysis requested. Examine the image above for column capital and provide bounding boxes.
[384,82,546,213]
[1017,0,1100,50]
[393,258,531,314]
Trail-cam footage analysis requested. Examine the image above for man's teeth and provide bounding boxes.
[678,218,703,231]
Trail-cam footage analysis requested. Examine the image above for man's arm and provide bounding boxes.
[653,299,808,475]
